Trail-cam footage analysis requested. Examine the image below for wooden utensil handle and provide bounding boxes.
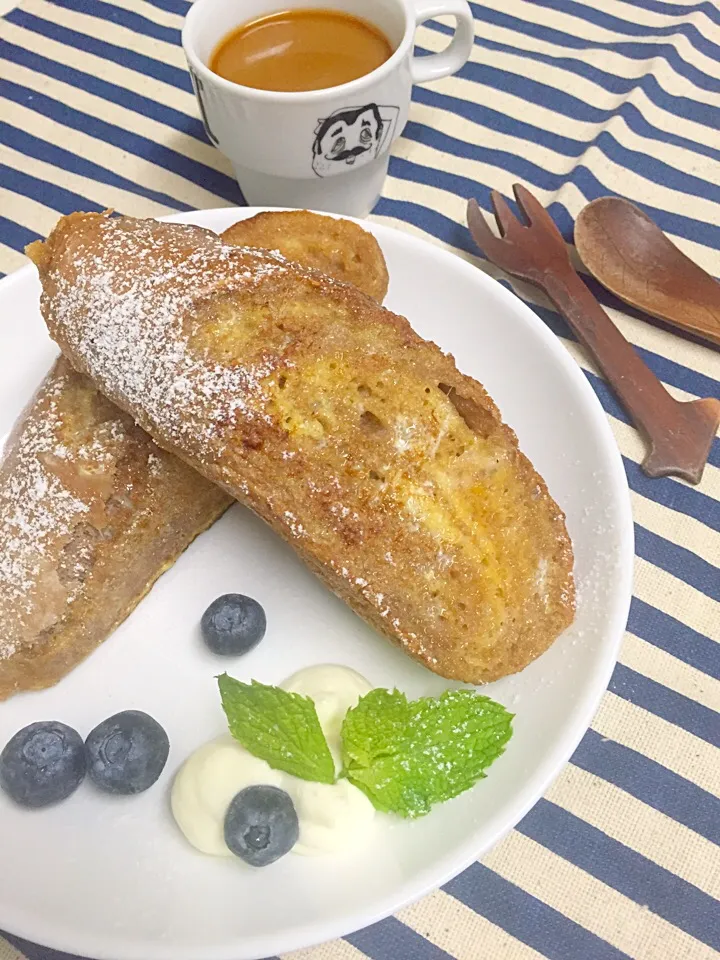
[542,266,680,434]
[540,265,719,485]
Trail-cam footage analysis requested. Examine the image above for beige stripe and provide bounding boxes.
[409,96,720,215]
[419,22,720,123]
[474,11,720,91]
[399,889,546,960]
[631,488,719,569]
[634,556,720,643]
[391,134,720,275]
[575,141,720,235]
[547,762,720,898]
[0,19,198,122]
[455,23,720,107]
[0,89,230,210]
[621,630,720,714]
[0,937,25,960]
[0,242,28,276]
[417,27,720,198]
[0,185,68,236]
[0,42,232,176]
[0,140,172,219]
[433,72,720,191]
[593,690,720,796]
[22,0,185,68]
[607,0,720,33]
[284,940,367,960]
[472,0,720,83]
[484,831,718,959]
[107,0,183,30]
[478,17,720,109]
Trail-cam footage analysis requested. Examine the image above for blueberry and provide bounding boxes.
[224,785,299,867]
[201,594,266,656]
[0,721,86,808]
[85,710,169,795]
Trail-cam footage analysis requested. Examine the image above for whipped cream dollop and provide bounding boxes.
[171,665,375,857]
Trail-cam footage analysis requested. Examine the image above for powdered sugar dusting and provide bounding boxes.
[50,218,289,463]
[0,370,97,661]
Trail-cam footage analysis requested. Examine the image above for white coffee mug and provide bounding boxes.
[182,0,474,217]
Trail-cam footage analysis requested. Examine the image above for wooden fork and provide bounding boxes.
[467,184,720,485]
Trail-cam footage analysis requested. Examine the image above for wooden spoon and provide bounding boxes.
[575,197,720,348]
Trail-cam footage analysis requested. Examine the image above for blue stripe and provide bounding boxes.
[7,9,189,90]
[0,216,39,254]
[405,111,720,210]
[0,78,241,203]
[623,458,720,534]
[346,917,455,959]
[622,0,720,24]
[394,145,720,258]
[1,931,85,960]
[548,186,720,270]
[142,0,189,13]
[49,0,180,45]
[429,14,720,101]
[518,799,720,950]
[572,729,720,845]
[0,38,208,144]
[635,524,720,602]
[528,0,720,62]
[0,164,104,215]
[467,2,720,99]
[609,662,720,747]
[413,84,585,159]
[0,122,192,213]
[470,29,720,99]
[413,82,720,169]
[628,597,720,682]
[450,36,720,133]
[445,862,632,960]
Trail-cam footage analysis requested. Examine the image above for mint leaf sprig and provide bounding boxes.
[218,674,335,784]
[341,688,513,818]
[218,675,513,818]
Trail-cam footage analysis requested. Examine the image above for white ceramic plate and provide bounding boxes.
[0,208,633,960]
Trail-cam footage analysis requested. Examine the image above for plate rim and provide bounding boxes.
[0,207,634,960]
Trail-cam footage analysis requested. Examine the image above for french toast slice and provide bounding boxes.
[222,210,389,303]
[1,212,389,699]
[31,212,575,684]
[0,357,230,700]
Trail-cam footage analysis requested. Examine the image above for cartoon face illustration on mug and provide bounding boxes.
[312,103,400,177]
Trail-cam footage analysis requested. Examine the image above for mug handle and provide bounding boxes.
[410,0,474,84]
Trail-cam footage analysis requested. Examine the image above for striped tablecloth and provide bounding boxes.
[1,1,718,958]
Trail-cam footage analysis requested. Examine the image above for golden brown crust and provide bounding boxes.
[0,358,230,700]
[32,212,575,684]
[222,210,389,303]
[3,211,389,699]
